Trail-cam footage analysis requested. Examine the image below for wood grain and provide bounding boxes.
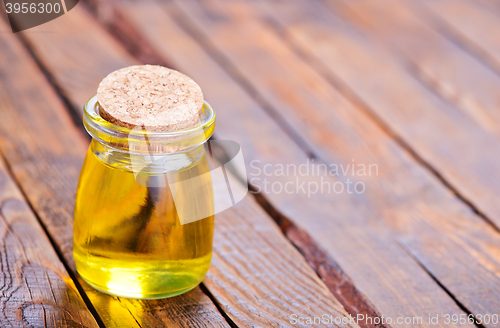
[63,0,500,326]
[300,0,500,230]
[417,0,500,75]
[3,5,359,328]
[0,15,229,328]
[114,0,500,325]
[188,0,500,324]
[208,180,359,328]
[0,157,98,327]
[325,0,500,135]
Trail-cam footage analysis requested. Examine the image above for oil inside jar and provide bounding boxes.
[74,139,214,299]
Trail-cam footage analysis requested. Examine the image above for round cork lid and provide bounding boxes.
[97,65,204,132]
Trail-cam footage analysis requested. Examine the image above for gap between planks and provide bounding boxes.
[399,243,487,328]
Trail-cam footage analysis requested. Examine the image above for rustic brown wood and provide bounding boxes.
[2,6,360,328]
[200,0,500,323]
[417,0,500,75]
[20,1,406,326]
[113,0,500,325]
[207,185,360,328]
[85,288,232,328]
[324,0,500,135]
[0,15,229,328]
[253,191,385,328]
[0,157,98,327]
[53,0,500,326]
[269,0,500,231]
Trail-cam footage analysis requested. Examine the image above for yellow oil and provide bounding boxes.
[74,140,214,299]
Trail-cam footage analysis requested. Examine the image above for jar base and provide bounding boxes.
[80,275,200,299]
[74,247,212,300]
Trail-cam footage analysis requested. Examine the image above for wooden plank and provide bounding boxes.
[0,157,98,327]
[0,15,229,328]
[1,7,359,328]
[41,0,500,326]
[110,0,500,325]
[417,0,500,74]
[321,0,500,135]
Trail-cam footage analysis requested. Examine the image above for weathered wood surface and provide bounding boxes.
[0,15,228,328]
[18,0,491,326]
[1,5,358,328]
[418,0,500,74]
[327,0,500,134]
[229,0,500,323]
[0,158,98,327]
[320,0,500,228]
[0,0,500,327]
[16,2,465,327]
[176,0,500,322]
[108,0,500,325]
[250,0,500,233]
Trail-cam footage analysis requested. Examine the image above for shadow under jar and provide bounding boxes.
[74,95,216,299]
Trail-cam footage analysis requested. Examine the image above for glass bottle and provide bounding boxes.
[74,95,216,299]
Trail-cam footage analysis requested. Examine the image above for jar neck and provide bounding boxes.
[83,95,216,158]
[91,139,206,174]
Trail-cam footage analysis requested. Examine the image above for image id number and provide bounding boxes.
[5,2,62,14]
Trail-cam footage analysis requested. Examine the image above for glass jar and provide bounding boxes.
[74,95,216,299]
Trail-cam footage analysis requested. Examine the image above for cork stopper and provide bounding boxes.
[97,65,204,132]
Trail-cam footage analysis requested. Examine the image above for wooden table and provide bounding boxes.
[1,0,499,327]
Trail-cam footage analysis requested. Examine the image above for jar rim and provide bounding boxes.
[83,95,216,153]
